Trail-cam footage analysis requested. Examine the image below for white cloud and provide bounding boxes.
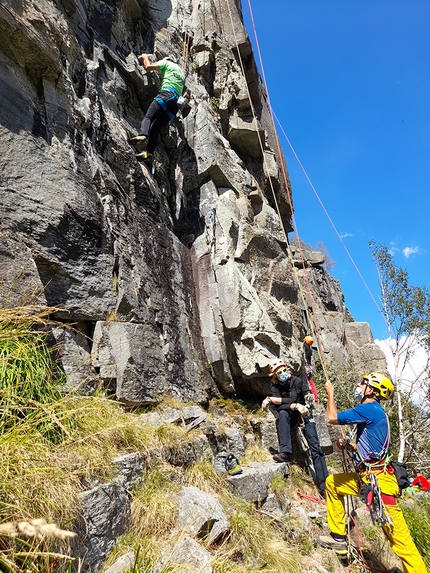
[402,246,419,258]
[340,232,353,239]
[388,242,399,256]
[375,336,429,404]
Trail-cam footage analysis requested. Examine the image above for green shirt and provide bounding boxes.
[158,60,184,96]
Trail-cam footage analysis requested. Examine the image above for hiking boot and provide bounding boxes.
[128,135,147,146]
[316,534,347,554]
[272,452,291,463]
[136,151,153,161]
[225,453,243,476]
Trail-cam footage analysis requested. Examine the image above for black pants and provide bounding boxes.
[140,90,179,154]
[277,409,328,492]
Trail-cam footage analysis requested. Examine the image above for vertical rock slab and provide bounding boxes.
[75,484,130,573]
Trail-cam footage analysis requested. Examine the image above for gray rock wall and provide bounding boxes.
[0,0,385,405]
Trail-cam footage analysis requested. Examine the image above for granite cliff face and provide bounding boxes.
[0,0,386,405]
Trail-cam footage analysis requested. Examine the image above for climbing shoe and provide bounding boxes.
[316,534,347,555]
[272,452,291,463]
[225,453,243,476]
[136,151,153,161]
[128,135,147,146]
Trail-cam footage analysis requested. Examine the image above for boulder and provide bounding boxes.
[225,461,288,503]
[176,486,230,546]
[151,534,212,573]
[74,484,130,572]
[104,552,135,573]
[112,452,147,490]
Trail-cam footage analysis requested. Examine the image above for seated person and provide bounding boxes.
[262,359,328,497]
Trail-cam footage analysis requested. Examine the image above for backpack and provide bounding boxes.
[390,461,410,492]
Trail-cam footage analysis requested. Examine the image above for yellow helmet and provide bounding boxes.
[304,336,314,345]
[362,372,394,400]
[269,359,287,375]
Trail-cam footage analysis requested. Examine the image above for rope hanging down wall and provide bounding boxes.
[242,6,404,571]
[226,0,330,382]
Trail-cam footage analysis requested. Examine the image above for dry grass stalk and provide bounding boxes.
[0,518,76,540]
[0,305,66,327]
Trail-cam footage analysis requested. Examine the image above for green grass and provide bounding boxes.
[0,304,408,573]
[184,461,300,572]
[400,495,430,569]
[0,319,63,435]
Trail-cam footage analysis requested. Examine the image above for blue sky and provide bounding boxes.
[242,1,430,340]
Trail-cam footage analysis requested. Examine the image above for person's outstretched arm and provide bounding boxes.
[324,380,339,424]
[139,53,160,71]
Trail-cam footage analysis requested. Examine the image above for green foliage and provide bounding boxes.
[370,241,430,462]
[0,323,62,400]
[210,97,220,112]
[370,242,430,346]
[131,467,179,542]
[0,313,65,441]
[313,356,362,412]
[400,496,430,569]
[225,499,300,572]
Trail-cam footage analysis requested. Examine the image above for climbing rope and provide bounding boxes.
[241,6,398,570]
[237,0,329,381]
[272,111,383,317]
[297,488,326,505]
[245,0,387,381]
[181,0,195,74]
[339,435,396,573]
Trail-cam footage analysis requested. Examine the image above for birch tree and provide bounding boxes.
[370,242,430,462]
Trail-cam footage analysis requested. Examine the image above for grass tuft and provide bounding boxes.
[130,466,179,543]
[400,495,430,569]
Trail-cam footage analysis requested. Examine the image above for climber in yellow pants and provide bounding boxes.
[326,470,426,573]
[318,373,427,573]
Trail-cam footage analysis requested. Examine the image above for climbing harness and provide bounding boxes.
[331,429,401,573]
[355,422,394,527]
[154,90,178,121]
[341,422,394,528]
